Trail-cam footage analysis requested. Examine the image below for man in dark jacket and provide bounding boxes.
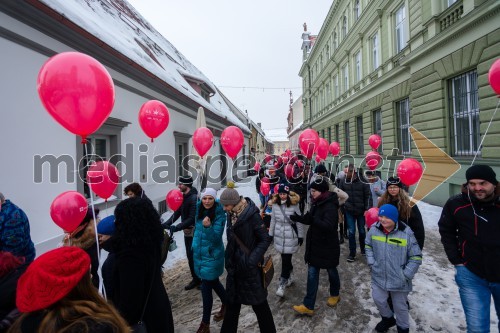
[162,176,200,290]
[438,164,500,333]
[219,188,276,333]
[339,165,372,262]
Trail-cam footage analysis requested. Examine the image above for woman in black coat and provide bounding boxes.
[219,188,276,333]
[290,177,341,315]
[112,197,174,332]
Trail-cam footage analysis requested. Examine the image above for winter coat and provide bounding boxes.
[339,175,372,215]
[307,174,348,206]
[269,192,303,254]
[369,179,386,208]
[192,200,226,281]
[301,192,340,268]
[0,200,35,264]
[365,221,422,292]
[225,198,271,305]
[164,187,198,237]
[438,186,500,282]
[113,245,174,332]
[387,201,425,250]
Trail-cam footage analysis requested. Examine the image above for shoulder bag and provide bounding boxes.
[233,233,274,289]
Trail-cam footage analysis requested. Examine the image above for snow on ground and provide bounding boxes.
[162,177,498,332]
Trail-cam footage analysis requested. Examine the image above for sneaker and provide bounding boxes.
[346,255,356,262]
[285,272,294,287]
[293,304,314,316]
[327,296,340,307]
[276,284,285,297]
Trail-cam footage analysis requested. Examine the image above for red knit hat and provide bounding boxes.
[16,247,90,312]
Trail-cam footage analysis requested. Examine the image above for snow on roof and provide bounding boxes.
[40,0,248,131]
[288,121,303,136]
[263,128,289,142]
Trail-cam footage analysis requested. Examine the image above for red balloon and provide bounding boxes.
[260,182,270,196]
[365,207,379,229]
[282,156,289,164]
[37,52,115,142]
[488,58,500,95]
[365,151,382,170]
[284,164,294,179]
[192,127,214,158]
[329,142,341,156]
[253,162,261,172]
[86,161,120,201]
[397,158,423,186]
[166,189,184,211]
[299,129,320,159]
[315,155,322,163]
[221,126,244,159]
[50,191,88,233]
[317,138,329,160]
[368,134,382,150]
[138,100,170,142]
[261,177,270,185]
[274,184,279,194]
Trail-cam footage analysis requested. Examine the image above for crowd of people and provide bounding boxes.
[0,160,498,332]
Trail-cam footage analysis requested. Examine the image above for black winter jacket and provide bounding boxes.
[163,187,198,234]
[438,188,500,282]
[225,198,271,305]
[301,192,340,268]
[339,176,371,215]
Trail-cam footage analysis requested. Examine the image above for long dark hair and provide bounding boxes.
[113,197,163,251]
[198,202,216,221]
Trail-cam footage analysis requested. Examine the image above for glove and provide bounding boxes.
[298,238,303,246]
[169,225,178,233]
[290,212,303,222]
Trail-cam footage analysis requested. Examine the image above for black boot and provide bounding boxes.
[184,279,201,290]
[375,316,396,332]
[397,326,409,333]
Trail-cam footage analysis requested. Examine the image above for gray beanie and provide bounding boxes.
[219,188,241,206]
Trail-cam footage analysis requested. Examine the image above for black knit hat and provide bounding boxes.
[387,176,403,188]
[466,165,498,185]
[310,177,329,193]
[178,176,193,187]
[314,164,327,174]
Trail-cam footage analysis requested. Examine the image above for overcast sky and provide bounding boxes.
[127,0,332,130]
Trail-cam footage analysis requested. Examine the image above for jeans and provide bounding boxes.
[184,236,199,281]
[201,278,227,323]
[345,211,366,256]
[303,265,340,310]
[281,253,293,279]
[221,300,276,333]
[455,265,500,333]
[259,193,266,207]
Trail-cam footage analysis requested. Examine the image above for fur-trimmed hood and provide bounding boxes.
[62,219,96,250]
[271,191,300,205]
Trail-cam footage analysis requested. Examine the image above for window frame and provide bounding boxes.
[395,4,407,54]
[356,116,364,155]
[343,65,349,93]
[372,32,379,71]
[372,109,382,153]
[396,98,411,155]
[344,120,350,154]
[355,51,362,83]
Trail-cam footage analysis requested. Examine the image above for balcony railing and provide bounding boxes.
[440,2,464,31]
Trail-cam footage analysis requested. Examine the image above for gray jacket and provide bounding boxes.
[365,221,422,292]
[269,192,304,254]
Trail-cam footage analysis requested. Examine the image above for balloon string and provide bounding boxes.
[84,143,104,297]
[471,99,499,166]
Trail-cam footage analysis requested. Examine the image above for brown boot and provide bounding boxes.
[196,321,210,333]
[213,304,226,322]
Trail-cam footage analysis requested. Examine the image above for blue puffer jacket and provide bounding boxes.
[0,200,35,263]
[192,200,226,281]
[365,221,422,292]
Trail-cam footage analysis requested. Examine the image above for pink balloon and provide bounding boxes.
[260,182,270,196]
[166,189,184,211]
[193,127,214,158]
[253,162,261,172]
[365,207,379,229]
[317,138,329,160]
[282,156,289,164]
[274,184,279,194]
[329,142,341,156]
[299,129,320,159]
[397,158,423,186]
[365,151,382,170]
[261,177,270,185]
[488,58,500,95]
[368,134,382,150]
[221,126,244,159]
[284,164,294,179]
[264,154,272,163]
[37,52,115,143]
[138,100,170,142]
[87,161,120,201]
[50,191,89,233]
[315,155,322,163]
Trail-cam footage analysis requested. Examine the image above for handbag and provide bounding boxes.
[233,234,275,289]
[278,205,298,237]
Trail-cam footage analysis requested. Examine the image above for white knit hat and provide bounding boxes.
[201,188,217,199]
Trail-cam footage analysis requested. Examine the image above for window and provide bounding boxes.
[354,0,360,21]
[326,45,330,59]
[82,136,110,199]
[334,75,339,98]
[356,116,364,154]
[372,33,379,70]
[396,98,411,155]
[343,65,349,93]
[335,123,340,143]
[342,15,348,39]
[448,70,480,156]
[395,4,407,53]
[321,129,325,138]
[448,0,457,7]
[344,121,350,154]
[333,30,338,50]
[372,109,382,153]
[325,83,330,105]
[355,51,361,83]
